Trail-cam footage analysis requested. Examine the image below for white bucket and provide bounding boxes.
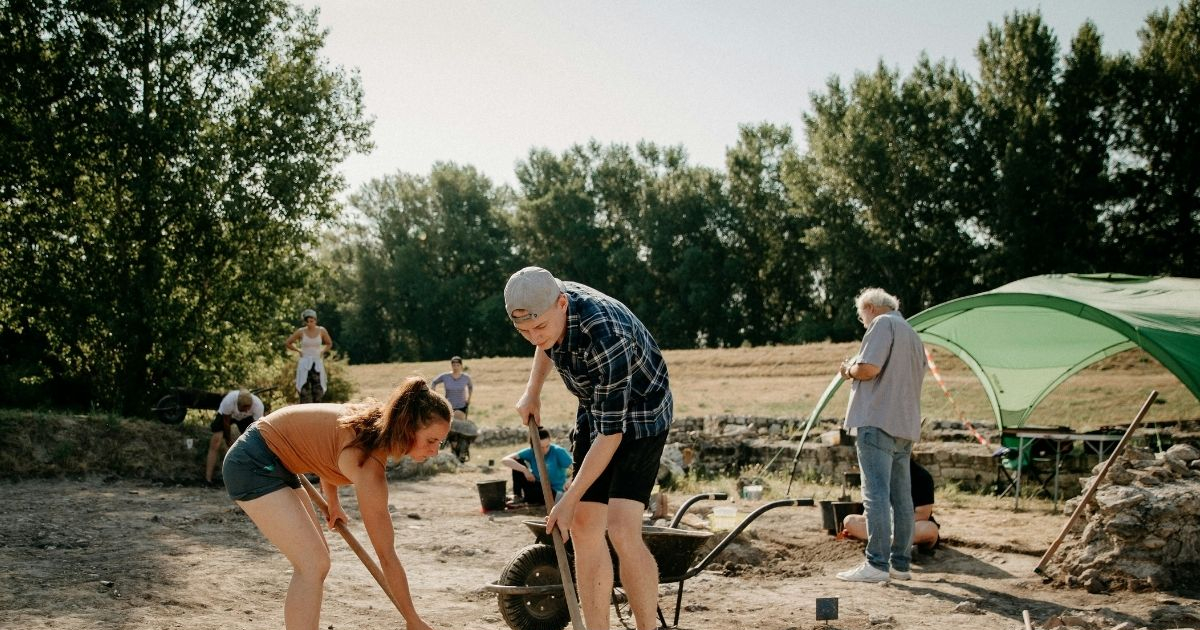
[743,485,763,500]
[710,506,738,530]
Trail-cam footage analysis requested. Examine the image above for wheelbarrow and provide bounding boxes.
[484,492,814,630]
[150,386,275,424]
[445,412,479,462]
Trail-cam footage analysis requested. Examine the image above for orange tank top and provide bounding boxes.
[256,403,386,485]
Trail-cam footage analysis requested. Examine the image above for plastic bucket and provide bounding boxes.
[709,506,738,530]
[819,500,837,534]
[476,480,507,512]
[831,501,864,531]
[742,484,763,500]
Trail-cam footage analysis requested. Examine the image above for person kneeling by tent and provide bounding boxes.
[500,427,572,505]
[841,459,940,553]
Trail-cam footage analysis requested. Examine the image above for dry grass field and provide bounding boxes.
[346,343,1199,431]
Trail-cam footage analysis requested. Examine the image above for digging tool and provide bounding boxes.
[1022,609,1033,630]
[297,475,405,615]
[1033,390,1157,575]
[527,418,587,630]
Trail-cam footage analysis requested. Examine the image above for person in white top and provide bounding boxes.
[285,308,333,403]
[205,389,265,484]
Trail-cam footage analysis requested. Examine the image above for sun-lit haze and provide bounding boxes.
[294,1,1167,195]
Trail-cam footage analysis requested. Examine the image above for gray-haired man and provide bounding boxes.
[836,287,926,583]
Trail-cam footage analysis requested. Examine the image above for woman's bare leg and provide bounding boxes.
[238,487,331,630]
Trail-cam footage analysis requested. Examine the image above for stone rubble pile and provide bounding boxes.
[1050,443,1200,593]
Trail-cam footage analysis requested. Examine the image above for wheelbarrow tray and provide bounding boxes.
[521,520,713,581]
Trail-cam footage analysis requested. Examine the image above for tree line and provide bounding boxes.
[1,1,1197,415]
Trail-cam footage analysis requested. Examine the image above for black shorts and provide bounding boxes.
[573,429,667,507]
[210,413,255,434]
[454,404,469,416]
[222,424,301,501]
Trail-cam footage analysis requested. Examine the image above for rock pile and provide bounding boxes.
[1050,443,1200,593]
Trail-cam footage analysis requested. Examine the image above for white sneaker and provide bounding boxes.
[890,568,912,580]
[836,563,890,583]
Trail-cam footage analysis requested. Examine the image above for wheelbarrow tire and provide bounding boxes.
[154,394,186,425]
[496,544,570,630]
[453,437,472,463]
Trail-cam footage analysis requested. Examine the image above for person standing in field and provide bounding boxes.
[285,308,333,403]
[835,287,926,583]
[505,266,672,630]
[431,356,473,419]
[222,377,450,630]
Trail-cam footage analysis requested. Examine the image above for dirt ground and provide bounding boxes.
[3,469,1198,630]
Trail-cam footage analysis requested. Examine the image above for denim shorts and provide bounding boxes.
[573,429,667,507]
[222,424,300,501]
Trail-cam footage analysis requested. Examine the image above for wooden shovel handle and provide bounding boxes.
[297,475,405,615]
[528,419,587,630]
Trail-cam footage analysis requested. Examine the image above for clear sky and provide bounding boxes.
[294,1,1170,194]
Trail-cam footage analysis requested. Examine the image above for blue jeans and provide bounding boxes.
[856,426,914,572]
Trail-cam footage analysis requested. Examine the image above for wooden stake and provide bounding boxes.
[1033,390,1158,575]
[528,420,587,630]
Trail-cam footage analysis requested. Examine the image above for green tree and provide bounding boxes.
[342,164,518,362]
[724,123,809,344]
[1110,0,1200,274]
[0,1,370,414]
[631,145,737,347]
[794,59,984,340]
[1053,22,1122,271]
[513,143,632,291]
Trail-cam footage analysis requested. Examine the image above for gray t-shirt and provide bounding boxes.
[844,310,926,442]
[432,372,473,409]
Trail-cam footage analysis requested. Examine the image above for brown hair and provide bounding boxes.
[339,377,451,464]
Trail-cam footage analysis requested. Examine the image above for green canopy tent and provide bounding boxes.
[801,274,1200,434]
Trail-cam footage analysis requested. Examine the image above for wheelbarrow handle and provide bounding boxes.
[683,498,814,581]
[668,492,730,528]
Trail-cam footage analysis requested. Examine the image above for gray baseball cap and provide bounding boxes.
[504,266,564,323]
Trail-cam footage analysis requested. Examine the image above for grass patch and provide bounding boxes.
[347,344,1199,431]
[0,409,209,481]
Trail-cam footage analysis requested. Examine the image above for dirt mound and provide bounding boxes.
[1048,444,1200,593]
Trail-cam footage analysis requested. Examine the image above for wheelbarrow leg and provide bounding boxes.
[672,580,685,627]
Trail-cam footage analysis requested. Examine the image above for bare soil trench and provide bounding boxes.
[2,470,1198,630]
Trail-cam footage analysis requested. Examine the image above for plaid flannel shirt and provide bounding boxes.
[548,282,672,439]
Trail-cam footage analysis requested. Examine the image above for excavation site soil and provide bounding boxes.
[4,470,1198,630]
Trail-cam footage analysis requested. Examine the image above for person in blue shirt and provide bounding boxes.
[501,427,572,505]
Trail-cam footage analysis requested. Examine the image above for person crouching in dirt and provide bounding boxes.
[841,459,940,554]
[501,427,573,506]
[505,266,673,630]
[222,377,450,630]
[205,389,264,485]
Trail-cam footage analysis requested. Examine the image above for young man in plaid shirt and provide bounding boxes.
[505,266,672,630]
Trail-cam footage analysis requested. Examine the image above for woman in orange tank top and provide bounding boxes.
[222,377,450,630]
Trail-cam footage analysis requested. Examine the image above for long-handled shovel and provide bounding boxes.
[1033,390,1157,575]
[527,419,587,630]
[297,475,405,615]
